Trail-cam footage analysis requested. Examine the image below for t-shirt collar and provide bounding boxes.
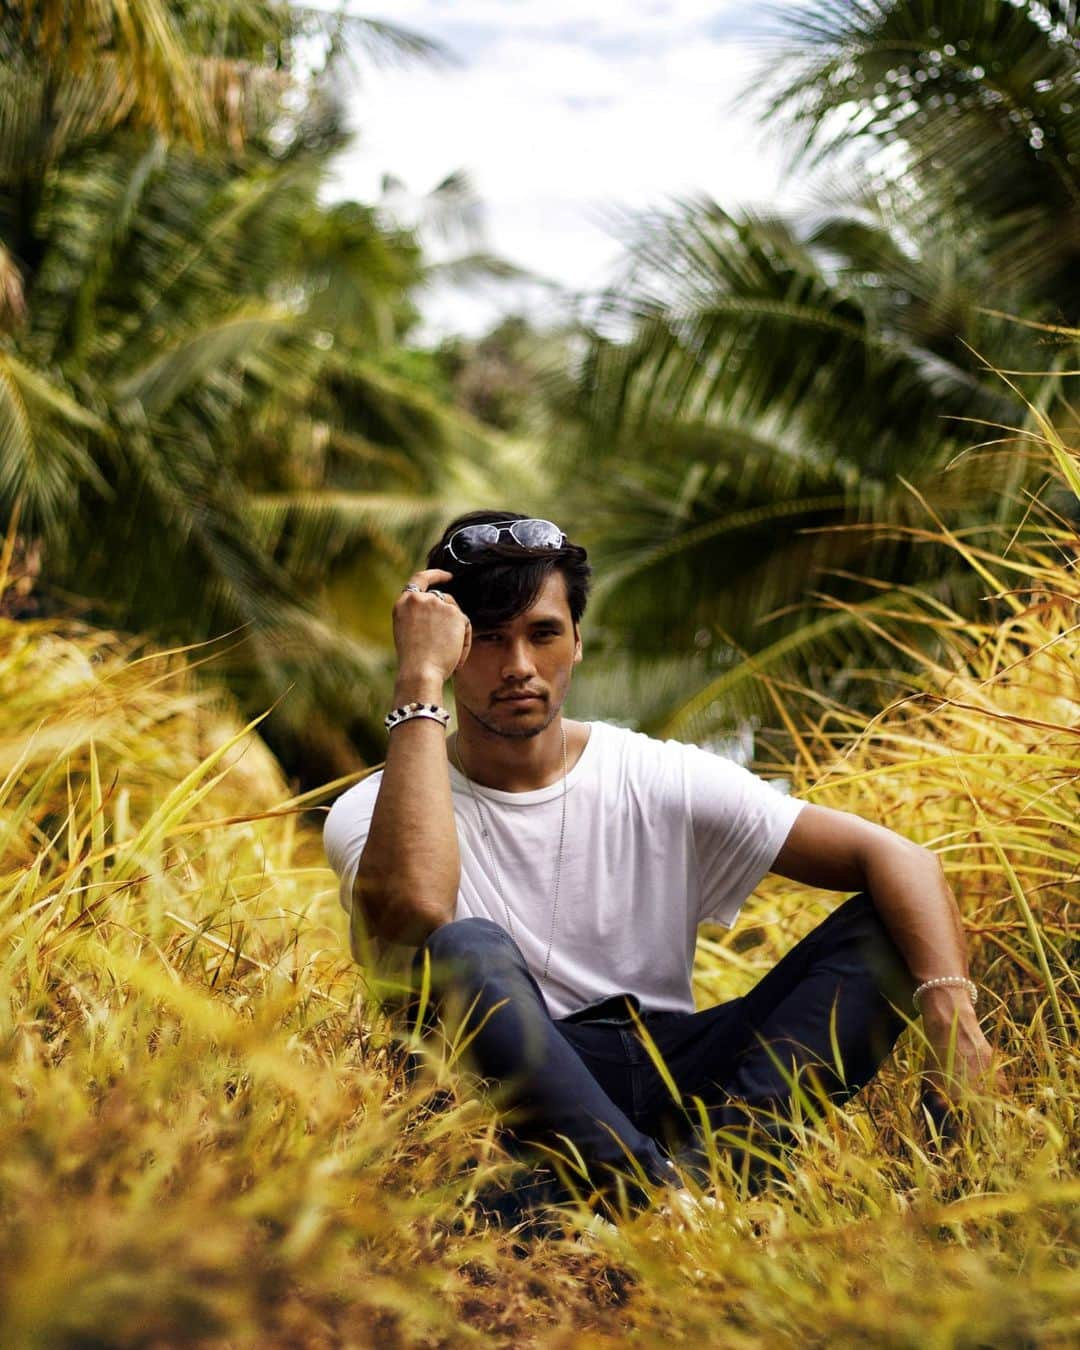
[448,721,599,805]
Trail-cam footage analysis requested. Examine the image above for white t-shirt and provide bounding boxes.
[323,720,805,1019]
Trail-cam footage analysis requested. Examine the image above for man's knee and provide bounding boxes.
[840,893,916,1006]
[421,916,515,960]
[414,917,523,987]
[823,891,890,950]
[408,919,518,1034]
[827,890,875,931]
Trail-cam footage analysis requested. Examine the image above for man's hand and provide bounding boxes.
[919,986,1006,1137]
[392,568,472,691]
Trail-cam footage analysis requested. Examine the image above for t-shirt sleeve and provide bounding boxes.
[686,745,806,927]
[323,775,381,916]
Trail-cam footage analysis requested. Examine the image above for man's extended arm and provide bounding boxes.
[770,803,999,1095]
[350,568,469,952]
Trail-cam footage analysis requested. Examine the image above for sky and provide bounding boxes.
[328,1,814,336]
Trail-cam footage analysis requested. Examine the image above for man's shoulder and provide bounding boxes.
[589,722,762,803]
[589,720,696,764]
[586,721,700,791]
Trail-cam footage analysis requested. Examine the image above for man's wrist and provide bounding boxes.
[918,983,980,1025]
[393,670,447,705]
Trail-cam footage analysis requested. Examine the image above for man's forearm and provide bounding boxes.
[353,671,459,945]
[863,838,1001,1093]
[859,839,970,986]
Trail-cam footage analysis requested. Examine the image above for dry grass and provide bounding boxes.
[1,438,1077,1347]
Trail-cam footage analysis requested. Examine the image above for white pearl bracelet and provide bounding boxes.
[912,975,978,1011]
[384,701,451,733]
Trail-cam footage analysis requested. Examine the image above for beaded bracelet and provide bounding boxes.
[384,701,451,733]
[912,975,979,1011]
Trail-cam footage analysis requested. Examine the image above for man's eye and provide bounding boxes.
[475,632,502,643]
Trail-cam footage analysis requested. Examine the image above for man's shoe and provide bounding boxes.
[657,1188,724,1229]
[567,1209,621,1250]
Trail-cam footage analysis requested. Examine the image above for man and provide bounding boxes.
[324,510,996,1217]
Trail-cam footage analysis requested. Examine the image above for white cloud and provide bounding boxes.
[363,0,749,36]
[329,0,808,335]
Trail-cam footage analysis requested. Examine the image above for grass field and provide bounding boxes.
[1,439,1077,1347]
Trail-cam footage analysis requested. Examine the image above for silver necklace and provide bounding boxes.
[453,724,568,986]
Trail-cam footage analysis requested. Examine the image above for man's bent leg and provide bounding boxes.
[415,917,676,1206]
[650,893,915,1182]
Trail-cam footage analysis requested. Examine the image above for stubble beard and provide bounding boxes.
[466,698,559,740]
[460,681,571,741]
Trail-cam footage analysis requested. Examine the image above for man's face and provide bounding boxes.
[452,570,582,740]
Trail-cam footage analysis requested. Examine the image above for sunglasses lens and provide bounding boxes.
[449,519,565,562]
[511,520,564,550]
[453,524,501,557]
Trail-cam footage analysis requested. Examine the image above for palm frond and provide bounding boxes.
[653,602,898,744]
[247,490,459,579]
[760,0,1080,310]
[112,309,297,415]
[0,351,109,530]
[580,197,1025,479]
[334,14,454,69]
[421,252,539,288]
[12,0,206,143]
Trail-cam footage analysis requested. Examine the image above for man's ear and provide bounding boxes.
[573,623,583,665]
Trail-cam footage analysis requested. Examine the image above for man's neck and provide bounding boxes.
[451,716,586,792]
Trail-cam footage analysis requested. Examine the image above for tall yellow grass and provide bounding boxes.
[1,435,1077,1346]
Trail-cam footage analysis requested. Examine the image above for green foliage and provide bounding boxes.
[766,0,1080,309]
[563,0,1080,746]
[0,2,519,780]
[436,317,552,434]
[5,0,445,148]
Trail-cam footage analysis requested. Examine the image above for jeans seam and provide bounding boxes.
[619,1028,642,1122]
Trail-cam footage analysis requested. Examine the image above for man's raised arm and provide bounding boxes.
[351,568,470,951]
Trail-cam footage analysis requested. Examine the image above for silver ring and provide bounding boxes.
[431,589,448,601]
[402,583,421,593]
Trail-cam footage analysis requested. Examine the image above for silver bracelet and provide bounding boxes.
[384,701,451,733]
[912,975,978,1011]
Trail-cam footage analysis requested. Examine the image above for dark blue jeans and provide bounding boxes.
[412,893,915,1208]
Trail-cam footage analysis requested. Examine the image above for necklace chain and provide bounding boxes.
[453,725,568,986]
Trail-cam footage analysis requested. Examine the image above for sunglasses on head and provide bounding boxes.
[446,518,567,564]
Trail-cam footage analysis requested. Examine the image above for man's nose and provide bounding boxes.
[501,639,536,681]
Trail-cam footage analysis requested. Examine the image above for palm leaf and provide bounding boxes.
[761,0,1080,312]
[112,308,297,415]
[0,351,109,529]
[580,200,1016,472]
[13,0,205,143]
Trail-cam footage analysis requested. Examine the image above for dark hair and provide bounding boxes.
[426,510,591,629]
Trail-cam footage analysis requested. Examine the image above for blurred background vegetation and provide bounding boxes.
[1,1,1078,1343]
[4,0,1079,787]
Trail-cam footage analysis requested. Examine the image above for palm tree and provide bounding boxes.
[562,1,1079,747]
[763,0,1080,317]
[4,0,444,149]
[0,2,517,783]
